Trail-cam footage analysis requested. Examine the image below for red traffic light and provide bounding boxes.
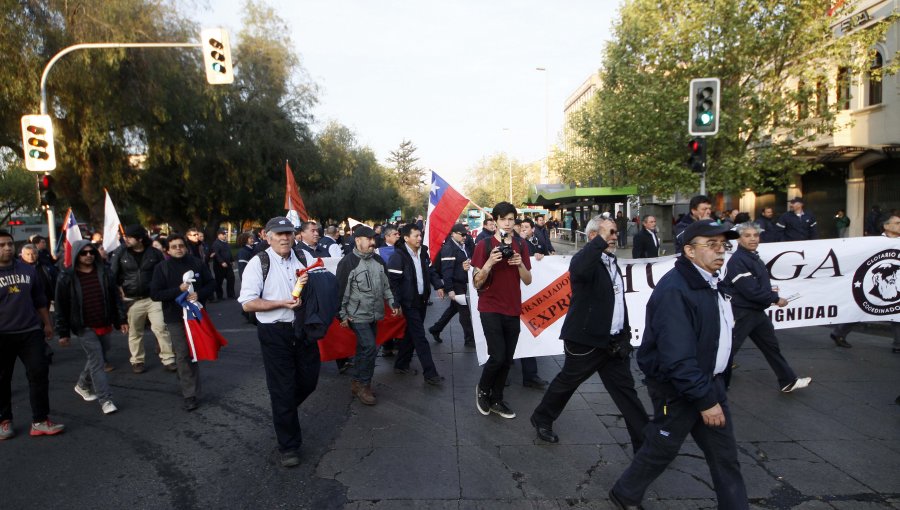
[26,125,46,135]
[39,175,53,190]
[689,140,701,153]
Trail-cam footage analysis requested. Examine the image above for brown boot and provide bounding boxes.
[357,384,377,406]
[351,380,362,396]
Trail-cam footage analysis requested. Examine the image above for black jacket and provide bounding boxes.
[631,228,659,259]
[559,235,628,348]
[637,256,728,412]
[149,254,215,324]
[534,225,554,254]
[776,211,817,241]
[211,239,234,264]
[387,242,442,308]
[757,216,780,243]
[722,246,778,311]
[673,214,696,254]
[109,244,166,299]
[439,239,471,293]
[55,243,125,338]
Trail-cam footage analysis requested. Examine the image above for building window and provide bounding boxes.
[816,79,828,116]
[868,51,883,106]
[837,67,851,110]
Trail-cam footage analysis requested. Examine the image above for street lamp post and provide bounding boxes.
[535,67,549,182]
[503,128,512,202]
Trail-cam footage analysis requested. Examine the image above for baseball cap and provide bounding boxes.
[682,219,739,245]
[265,216,295,234]
[789,197,805,204]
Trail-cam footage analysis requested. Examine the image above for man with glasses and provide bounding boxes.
[611,219,748,510]
[0,230,64,439]
[530,217,648,447]
[55,241,127,415]
[150,234,215,412]
[723,222,811,392]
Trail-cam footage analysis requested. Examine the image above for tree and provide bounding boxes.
[463,153,540,208]
[387,139,427,216]
[0,149,37,225]
[563,0,899,197]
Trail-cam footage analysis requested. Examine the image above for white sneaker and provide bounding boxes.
[782,377,812,393]
[101,400,118,415]
[74,385,98,402]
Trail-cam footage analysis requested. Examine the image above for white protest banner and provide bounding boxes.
[471,236,899,364]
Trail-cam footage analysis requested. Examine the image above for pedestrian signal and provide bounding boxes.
[687,138,707,174]
[38,174,56,207]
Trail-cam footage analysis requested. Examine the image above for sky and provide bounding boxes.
[194,0,620,188]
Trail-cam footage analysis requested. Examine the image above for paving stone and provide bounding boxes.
[801,440,900,493]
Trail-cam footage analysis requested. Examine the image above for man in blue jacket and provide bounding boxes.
[610,219,748,510]
[723,222,811,392]
[776,197,817,241]
[428,224,474,347]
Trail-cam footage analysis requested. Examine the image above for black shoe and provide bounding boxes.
[280,450,300,468]
[609,488,643,510]
[523,377,548,390]
[424,375,445,386]
[489,401,516,419]
[394,367,418,375]
[428,327,443,343]
[892,347,900,354]
[381,348,395,358]
[830,334,852,348]
[464,340,475,348]
[476,386,491,416]
[183,397,199,412]
[530,416,559,443]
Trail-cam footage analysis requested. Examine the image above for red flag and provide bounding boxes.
[184,308,229,361]
[424,171,470,263]
[62,208,83,268]
[284,162,309,221]
[317,303,407,361]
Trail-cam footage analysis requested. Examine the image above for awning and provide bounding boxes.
[527,184,638,210]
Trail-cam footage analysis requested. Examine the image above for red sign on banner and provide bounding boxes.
[520,271,572,337]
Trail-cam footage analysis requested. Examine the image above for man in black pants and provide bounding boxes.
[723,222,811,393]
[611,219,747,510]
[530,216,648,447]
[429,224,474,347]
[388,224,445,385]
[210,228,236,300]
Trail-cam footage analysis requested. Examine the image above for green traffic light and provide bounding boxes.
[698,112,714,125]
[211,62,226,74]
[28,149,49,160]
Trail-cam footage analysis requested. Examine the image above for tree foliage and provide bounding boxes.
[387,139,427,217]
[562,0,899,197]
[463,153,541,208]
[0,149,37,224]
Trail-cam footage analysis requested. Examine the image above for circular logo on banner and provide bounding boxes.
[851,249,900,315]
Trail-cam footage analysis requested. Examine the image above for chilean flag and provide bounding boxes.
[285,161,309,227]
[62,208,82,267]
[424,171,470,263]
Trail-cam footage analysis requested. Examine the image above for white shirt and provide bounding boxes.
[405,244,425,295]
[237,247,306,323]
[327,241,343,258]
[691,262,733,375]
[602,252,626,334]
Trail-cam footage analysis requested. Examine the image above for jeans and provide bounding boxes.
[394,304,439,379]
[0,329,51,422]
[478,312,520,404]
[126,297,173,365]
[351,321,378,385]
[613,377,748,509]
[75,329,113,402]
[258,323,321,453]
[169,323,200,399]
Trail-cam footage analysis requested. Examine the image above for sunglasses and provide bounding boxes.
[79,251,96,256]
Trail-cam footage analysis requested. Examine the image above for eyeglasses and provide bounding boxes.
[690,241,733,251]
[168,244,186,250]
[79,251,96,257]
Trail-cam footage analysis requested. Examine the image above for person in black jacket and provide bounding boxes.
[775,197,817,241]
[55,240,127,415]
[210,228,235,301]
[110,224,174,374]
[722,222,811,393]
[533,214,555,255]
[530,216,648,446]
[673,195,712,254]
[388,224,445,385]
[757,207,780,243]
[149,234,215,411]
[611,219,747,510]
[631,215,660,259]
[428,224,474,347]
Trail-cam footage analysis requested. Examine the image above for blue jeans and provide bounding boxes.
[351,321,378,385]
[75,329,113,403]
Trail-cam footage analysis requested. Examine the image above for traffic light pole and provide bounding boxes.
[38,42,202,254]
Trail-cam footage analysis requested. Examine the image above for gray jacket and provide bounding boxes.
[336,249,396,323]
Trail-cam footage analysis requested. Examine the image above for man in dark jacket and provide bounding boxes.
[55,240,127,415]
[210,228,235,301]
[388,224,445,385]
[150,234,215,412]
[757,207,780,243]
[533,214,555,255]
[530,216,648,447]
[110,224,174,374]
[631,215,660,259]
[428,224,475,347]
[775,197,817,241]
[611,220,748,510]
[673,195,712,254]
[722,222,810,393]
[0,230,63,439]
[475,217,496,243]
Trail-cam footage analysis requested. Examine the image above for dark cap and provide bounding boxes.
[124,224,147,239]
[354,226,376,238]
[265,216,295,234]
[217,228,227,234]
[789,197,804,204]
[682,219,739,245]
[451,224,468,235]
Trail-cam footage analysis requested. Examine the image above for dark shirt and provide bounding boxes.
[0,261,47,334]
[76,269,106,328]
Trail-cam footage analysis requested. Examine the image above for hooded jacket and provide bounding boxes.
[336,248,395,323]
[54,240,125,338]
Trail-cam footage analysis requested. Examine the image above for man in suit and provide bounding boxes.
[632,216,660,259]
[529,216,648,447]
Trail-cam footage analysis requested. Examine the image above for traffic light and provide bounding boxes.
[21,114,56,172]
[687,138,707,174]
[201,28,234,85]
[689,78,720,136]
[38,174,56,207]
